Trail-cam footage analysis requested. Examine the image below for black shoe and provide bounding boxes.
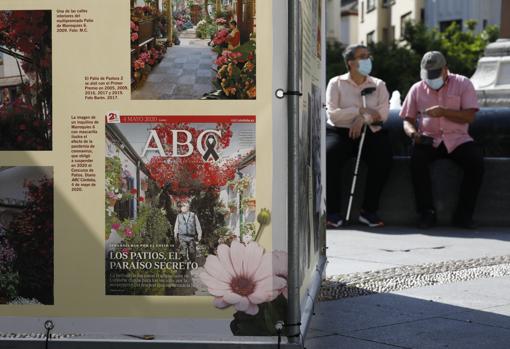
[327,213,344,229]
[418,209,436,229]
[359,210,384,228]
[452,216,477,230]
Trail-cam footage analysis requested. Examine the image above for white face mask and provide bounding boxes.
[357,58,372,76]
[425,77,444,90]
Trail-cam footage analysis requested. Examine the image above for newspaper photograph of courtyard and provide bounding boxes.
[130,0,256,100]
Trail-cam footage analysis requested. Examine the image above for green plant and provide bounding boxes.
[0,271,19,301]
[240,222,256,241]
[7,177,53,304]
[0,237,18,301]
[196,19,217,39]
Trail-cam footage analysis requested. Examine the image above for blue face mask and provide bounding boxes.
[357,58,372,76]
[425,77,444,90]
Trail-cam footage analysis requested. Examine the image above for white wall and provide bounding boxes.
[0,167,52,201]
[326,0,342,42]
[0,54,23,78]
[341,14,359,44]
[425,0,501,32]
[391,0,424,40]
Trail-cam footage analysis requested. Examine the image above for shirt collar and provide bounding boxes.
[340,73,376,87]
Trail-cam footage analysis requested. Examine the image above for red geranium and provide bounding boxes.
[145,123,239,196]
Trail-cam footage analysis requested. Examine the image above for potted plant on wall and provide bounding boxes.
[228,200,237,213]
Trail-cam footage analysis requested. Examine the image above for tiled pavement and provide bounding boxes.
[305,228,510,348]
[131,35,217,100]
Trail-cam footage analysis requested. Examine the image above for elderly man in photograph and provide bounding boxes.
[400,51,484,229]
[174,201,202,261]
[326,44,392,228]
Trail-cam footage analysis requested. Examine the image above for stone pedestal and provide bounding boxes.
[471,0,510,107]
[471,39,510,107]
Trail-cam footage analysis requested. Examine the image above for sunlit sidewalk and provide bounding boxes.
[306,227,510,348]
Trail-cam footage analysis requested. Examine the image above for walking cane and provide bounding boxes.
[345,87,377,224]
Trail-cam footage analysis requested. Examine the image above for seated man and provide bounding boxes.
[326,44,392,228]
[400,51,484,229]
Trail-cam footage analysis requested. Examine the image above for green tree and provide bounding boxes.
[326,41,346,82]
[369,41,421,101]
[403,20,499,79]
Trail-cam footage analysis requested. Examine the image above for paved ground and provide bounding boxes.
[307,227,510,348]
[131,28,217,100]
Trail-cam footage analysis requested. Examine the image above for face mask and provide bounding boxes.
[357,58,372,76]
[425,77,444,90]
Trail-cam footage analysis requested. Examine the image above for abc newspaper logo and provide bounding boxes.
[106,111,121,124]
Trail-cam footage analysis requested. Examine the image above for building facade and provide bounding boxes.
[425,0,501,33]
[356,0,501,45]
[327,0,358,45]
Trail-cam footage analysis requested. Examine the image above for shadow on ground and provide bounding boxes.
[307,279,510,349]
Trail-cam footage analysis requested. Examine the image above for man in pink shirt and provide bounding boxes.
[326,44,392,228]
[400,51,484,229]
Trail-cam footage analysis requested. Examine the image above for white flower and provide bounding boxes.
[272,250,288,299]
[200,241,287,315]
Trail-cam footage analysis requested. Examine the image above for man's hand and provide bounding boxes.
[349,116,364,139]
[425,105,446,118]
[410,131,421,144]
[360,107,382,122]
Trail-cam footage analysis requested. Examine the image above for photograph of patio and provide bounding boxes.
[130,0,256,100]
[105,116,258,296]
[0,167,53,305]
[0,10,52,150]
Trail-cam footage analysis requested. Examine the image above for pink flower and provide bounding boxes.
[272,250,288,298]
[131,32,139,42]
[124,227,133,238]
[200,241,287,315]
[112,223,121,231]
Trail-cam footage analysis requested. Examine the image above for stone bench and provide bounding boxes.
[339,108,510,226]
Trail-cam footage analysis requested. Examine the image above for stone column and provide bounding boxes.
[216,0,221,17]
[164,0,174,46]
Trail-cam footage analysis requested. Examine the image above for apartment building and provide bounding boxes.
[357,0,501,45]
[425,0,501,33]
[327,0,359,45]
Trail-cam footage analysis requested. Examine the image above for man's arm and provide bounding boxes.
[194,214,202,241]
[425,106,476,124]
[174,216,179,241]
[403,117,419,140]
[326,78,360,126]
[360,82,390,124]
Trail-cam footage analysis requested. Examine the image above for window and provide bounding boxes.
[367,0,375,12]
[383,0,395,7]
[361,1,364,23]
[400,11,412,38]
[483,19,488,29]
[439,19,462,32]
[367,31,375,44]
[117,177,136,220]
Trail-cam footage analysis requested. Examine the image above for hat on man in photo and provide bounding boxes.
[420,51,447,80]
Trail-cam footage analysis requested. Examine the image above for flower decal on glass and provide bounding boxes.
[200,241,286,315]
